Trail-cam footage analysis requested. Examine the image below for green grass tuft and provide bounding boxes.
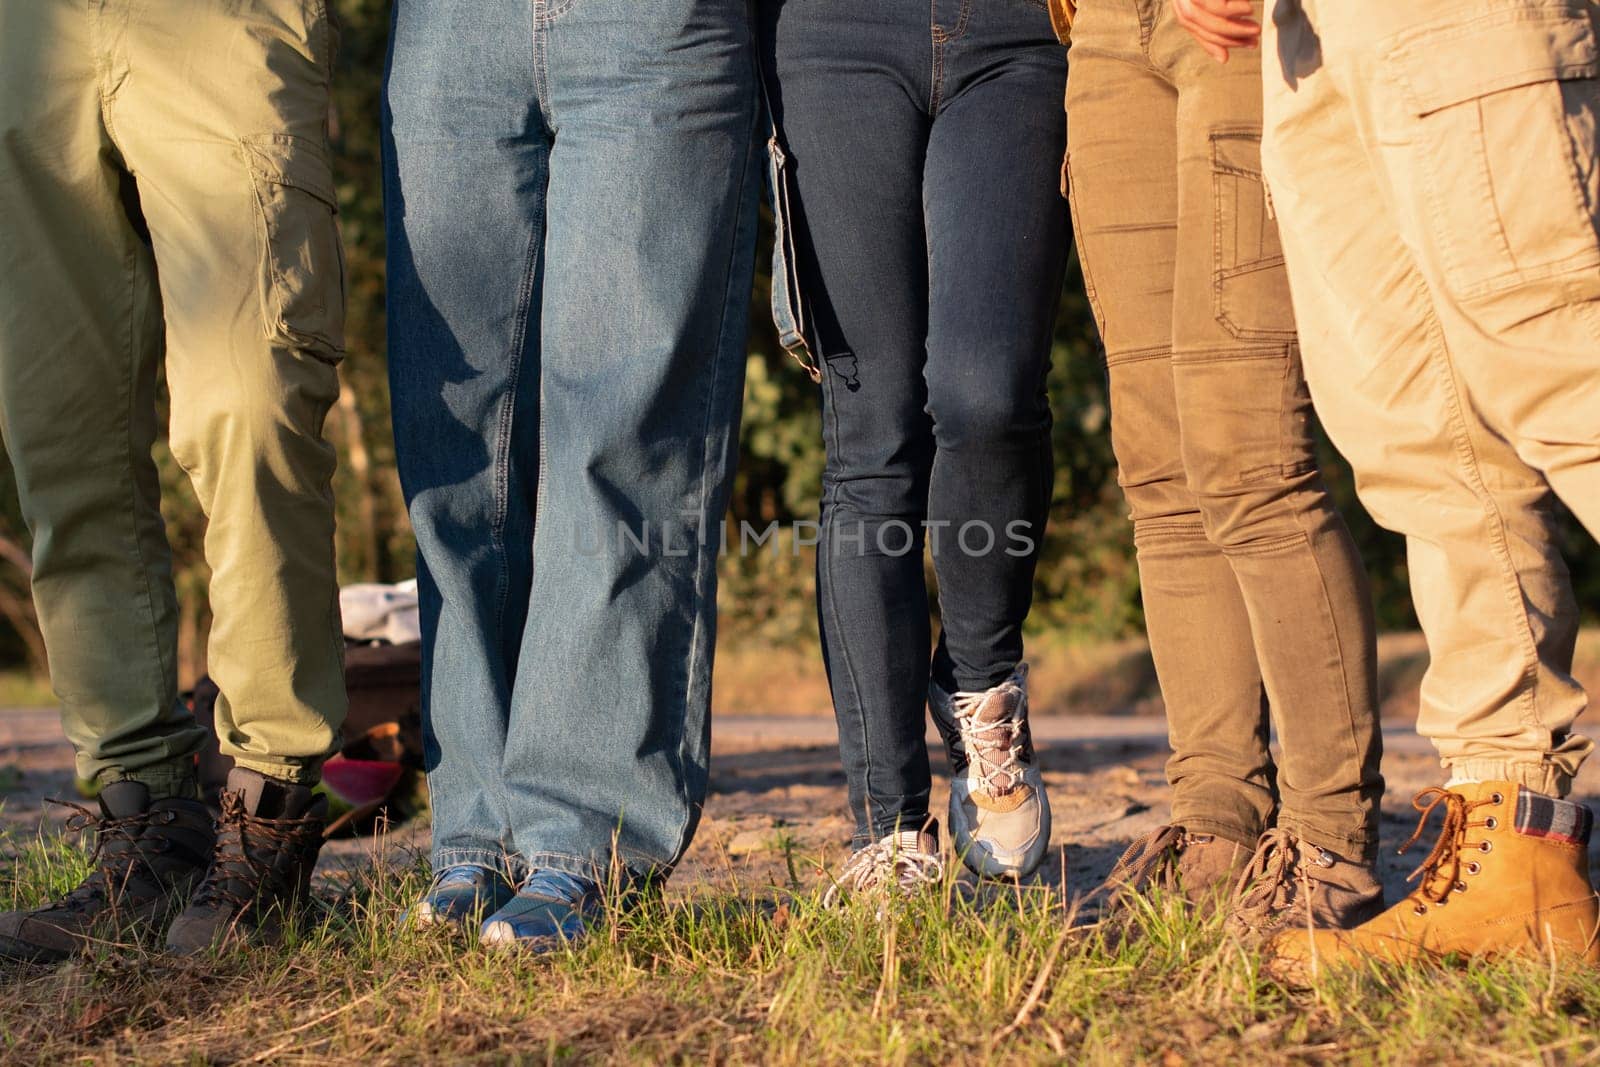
[1,826,1598,1063]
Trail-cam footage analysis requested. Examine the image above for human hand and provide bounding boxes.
[1172,0,1261,63]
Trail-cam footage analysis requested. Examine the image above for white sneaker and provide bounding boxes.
[822,828,943,911]
[930,664,1051,879]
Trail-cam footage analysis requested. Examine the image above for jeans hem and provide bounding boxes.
[521,849,665,890]
[432,847,522,882]
[857,811,937,849]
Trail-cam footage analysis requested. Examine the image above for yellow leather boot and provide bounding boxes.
[1268,782,1600,984]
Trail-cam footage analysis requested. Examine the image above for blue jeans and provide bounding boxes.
[761,0,1068,845]
[382,0,761,883]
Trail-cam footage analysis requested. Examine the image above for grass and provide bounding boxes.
[2,826,1598,1064]
[0,671,55,710]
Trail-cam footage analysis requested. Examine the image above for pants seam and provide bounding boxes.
[1411,275,1545,731]
[661,83,761,870]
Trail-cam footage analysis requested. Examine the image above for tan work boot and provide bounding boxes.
[1224,829,1383,941]
[1101,825,1250,910]
[1268,783,1600,984]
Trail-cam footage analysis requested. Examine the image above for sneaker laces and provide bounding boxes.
[948,676,1030,796]
[191,791,321,911]
[1103,824,1185,901]
[822,832,943,908]
[1228,829,1312,928]
[1399,787,1495,905]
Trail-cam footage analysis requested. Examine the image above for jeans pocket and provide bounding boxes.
[242,134,347,362]
[1386,0,1600,304]
[1210,128,1296,341]
[766,136,822,383]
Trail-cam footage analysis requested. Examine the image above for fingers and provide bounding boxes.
[1172,0,1261,62]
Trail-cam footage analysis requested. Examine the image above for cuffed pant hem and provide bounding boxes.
[1168,815,1259,852]
[1275,814,1379,864]
[432,847,522,884]
[1445,759,1571,798]
[230,754,325,787]
[109,762,199,801]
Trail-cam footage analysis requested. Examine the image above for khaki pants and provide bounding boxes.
[1066,0,1383,857]
[1263,0,1600,797]
[0,0,348,790]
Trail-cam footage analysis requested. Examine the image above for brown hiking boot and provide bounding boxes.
[1224,829,1383,941]
[165,768,328,956]
[0,781,214,962]
[1102,825,1250,910]
[1267,782,1600,984]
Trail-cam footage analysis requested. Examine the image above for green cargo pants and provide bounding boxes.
[0,0,348,792]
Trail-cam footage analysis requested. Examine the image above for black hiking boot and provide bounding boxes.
[0,781,214,962]
[165,768,328,956]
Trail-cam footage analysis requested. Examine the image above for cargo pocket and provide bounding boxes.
[242,133,347,361]
[1386,1,1600,303]
[1210,128,1296,341]
[766,134,822,383]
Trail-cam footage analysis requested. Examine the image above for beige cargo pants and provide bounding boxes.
[0,0,348,792]
[1263,0,1600,795]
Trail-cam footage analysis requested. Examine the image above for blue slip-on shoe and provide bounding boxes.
[479,869,602,952]
[402,864,517,932]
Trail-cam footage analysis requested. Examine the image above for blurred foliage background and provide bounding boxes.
[0,0,1592,689]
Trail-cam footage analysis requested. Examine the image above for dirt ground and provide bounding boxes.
[6,707,1600,911]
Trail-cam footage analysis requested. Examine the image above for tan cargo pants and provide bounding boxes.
[1066,0,1383,858]
[0,0,348,791]
[1263,0,1600,796]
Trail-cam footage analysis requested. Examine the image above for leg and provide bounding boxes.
[1261,0,1598,972]
[1066,0,1272,850]
[501,0,761,879]
[0,0,204,795]
[383,0,549,877]
[1356,4,1600,539]
[109,0,346,786]
[1159,10,1381,862]
[923,2,1068,696]
[764,0,936,846]
[1263,0,1589,798]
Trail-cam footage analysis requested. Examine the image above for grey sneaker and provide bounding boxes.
[165,768,328,956]
[930,665,1051,879]
[0,781,214,962]
[1102,825,1250,908]
[822,828,944,910]
[1224,828,1384,940]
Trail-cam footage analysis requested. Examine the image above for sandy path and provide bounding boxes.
[4,707,1598,909]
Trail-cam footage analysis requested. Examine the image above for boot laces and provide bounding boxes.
[1229,829,1313,927]
[42,799,154,915]
[1104,824,1185,901]
[191,791,321,911]
[1400,787,1494,905]
[822,834,943,908]
[948,687,1029,796]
